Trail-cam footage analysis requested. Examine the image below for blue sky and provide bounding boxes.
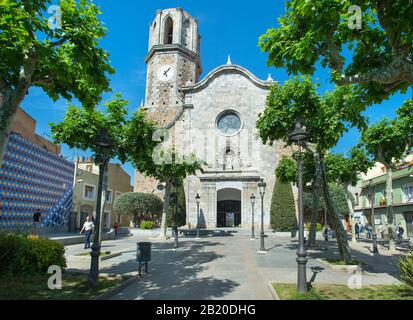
[21,0,411,186]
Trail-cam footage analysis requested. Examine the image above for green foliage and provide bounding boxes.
[257,76,366,152]
[275,156,297,184]
[0,233,66,275]
[360,101,413,168]
[270,180,297,231]
[139,221,157,229]
[125,111,205,186]
[304,222,323,232]
[304,183,352,218]
[398,252,413,292]
[113,192,163,218]
[0,0,114,108]
[276,152,316,185]
[50,94,129,162]
[167,182,187,227]
[259,0,413,105]
[325,148,373,187]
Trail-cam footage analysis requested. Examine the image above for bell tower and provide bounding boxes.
[144,8,202,126]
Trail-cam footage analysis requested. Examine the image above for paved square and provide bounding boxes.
[64,233,402,300]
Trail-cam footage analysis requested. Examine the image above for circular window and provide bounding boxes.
[216,111,242,136]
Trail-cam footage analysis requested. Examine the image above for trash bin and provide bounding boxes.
[136,242,151,277]
[137,242,151,262]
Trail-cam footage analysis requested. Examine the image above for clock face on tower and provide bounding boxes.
[157,65,175,82]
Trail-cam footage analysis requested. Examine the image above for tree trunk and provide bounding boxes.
[159,182,171,238]
[0,55,36,168]
[308,182,320,247]
[0,90,19,168]
[308,153,322,247]
[385,167,395,250]
[344,183,357,243]
[319,154,352,261]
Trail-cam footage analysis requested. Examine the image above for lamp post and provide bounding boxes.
[89,128,112,288]
[288,119,309,294]
[368,180,379,254]
[258,180,266,253]
[195,193,201,239]
[250,193,256,240]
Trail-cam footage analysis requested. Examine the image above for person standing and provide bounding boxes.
[355,222,360,239]
[32,209,42,236]
[80,216,94,249]
[113,222,120,237]
[323,225,329,241]
[304,227,309,246]
[366,223,372,239]
[378,223,385,240]
[396,223,404,242]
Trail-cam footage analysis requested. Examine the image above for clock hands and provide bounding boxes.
[163,67,171,77]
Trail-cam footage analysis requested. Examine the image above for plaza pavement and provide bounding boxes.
[64,232,404,300]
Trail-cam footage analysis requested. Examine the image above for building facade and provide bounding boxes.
[71,157,133,231]
[0,108,73,230]
[134,8,289,229]
[360,153,413,237]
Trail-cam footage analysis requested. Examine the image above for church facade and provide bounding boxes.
[134,8,289,229]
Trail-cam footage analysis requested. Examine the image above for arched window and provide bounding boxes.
[164,17,174,44]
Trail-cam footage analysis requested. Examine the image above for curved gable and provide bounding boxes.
[182,64,275,93]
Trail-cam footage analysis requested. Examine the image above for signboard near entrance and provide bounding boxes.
[226,213,235,227]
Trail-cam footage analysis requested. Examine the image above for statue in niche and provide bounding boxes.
[225,148,234,170]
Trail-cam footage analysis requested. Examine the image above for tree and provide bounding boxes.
[50,94,130,288]
[359,101,413,249]
[50,94,129,162]
[259,0,413,103]
[125,111,204,238]
[113,192,163,227]
[167,182,187,228]
[324,148,373,242]
[270,179,297,232]
[257,76,366,261]
[0,0,114,167]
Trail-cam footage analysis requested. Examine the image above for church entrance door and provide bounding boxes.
[216,188,241,227]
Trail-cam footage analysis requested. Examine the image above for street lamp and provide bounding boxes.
[250,193,256,240]
[368,180,379,254]
[89,128,112,289]
[258,180,266,253]
[195,193,201,239]
[288,119,309,294]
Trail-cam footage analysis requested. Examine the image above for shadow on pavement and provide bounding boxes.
[282,239,403,277]
[100,240,240,300]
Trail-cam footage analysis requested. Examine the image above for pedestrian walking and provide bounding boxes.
[80,216,94,249]
[113,222,120,237]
